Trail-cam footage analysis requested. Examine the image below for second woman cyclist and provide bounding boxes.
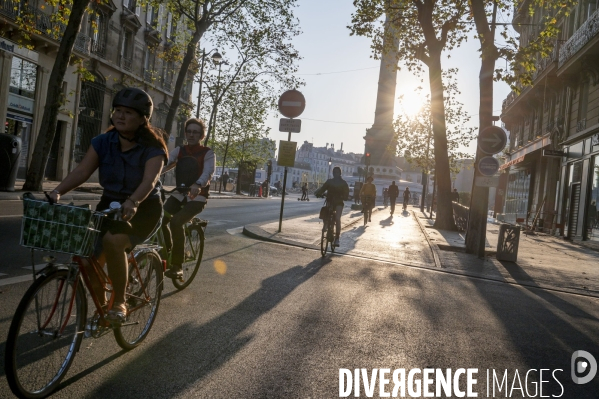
[161,118,215,279]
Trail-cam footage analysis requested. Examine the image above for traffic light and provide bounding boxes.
[267,160,272,177]
[365,152,371,166]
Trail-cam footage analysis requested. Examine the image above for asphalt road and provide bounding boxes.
[0,195,324,277]
[1,199,598,398]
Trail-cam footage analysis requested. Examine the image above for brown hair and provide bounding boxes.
[184,118,206,140]
[106,119,168,155]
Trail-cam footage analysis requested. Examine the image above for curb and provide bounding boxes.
[242,206,375,247]
[412,211,442,268]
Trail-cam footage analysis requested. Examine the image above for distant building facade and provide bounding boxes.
[0,0,194,181]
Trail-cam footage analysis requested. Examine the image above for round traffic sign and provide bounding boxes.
[478,156,500,176]
[278,89,305,118]
[478,126,507,155]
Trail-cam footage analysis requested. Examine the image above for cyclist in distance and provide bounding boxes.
[314,166,349,247]
[48,87,167,324]
[360,176,377,223]
[161,117,215,279]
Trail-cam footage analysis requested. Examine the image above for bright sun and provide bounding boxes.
[397,90,426,117]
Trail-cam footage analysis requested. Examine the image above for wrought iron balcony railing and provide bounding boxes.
[121,56,133,72]
[559,8,599,68]
[73,33,90,55]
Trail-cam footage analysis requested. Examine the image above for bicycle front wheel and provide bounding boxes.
[172,225,204,290]
[5,268,86,399]
[114,251,162,350]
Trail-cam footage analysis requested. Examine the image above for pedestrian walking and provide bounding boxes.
[221,172,229,191]
[402,187,411,211]
[388,181,399,215]
[451,188,460,203]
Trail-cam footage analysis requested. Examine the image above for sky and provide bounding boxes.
[193,0,515,157]
[268,0,514,156]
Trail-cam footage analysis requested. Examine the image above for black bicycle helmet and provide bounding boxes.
[112,87,153,118]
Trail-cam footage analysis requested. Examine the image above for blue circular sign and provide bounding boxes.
[478,156,500,176]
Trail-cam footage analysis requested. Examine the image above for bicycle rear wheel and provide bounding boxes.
[320,228,328,257]
[5,268,86,399]
[114,251,162,350]
[172,224,204,290]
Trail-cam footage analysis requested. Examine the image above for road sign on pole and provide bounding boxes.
[278,90,306,118]
[478,156,500,176]
[279,118,301,133]
[478,126,507,155]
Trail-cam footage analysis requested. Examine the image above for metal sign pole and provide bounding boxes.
[278,131,292,232]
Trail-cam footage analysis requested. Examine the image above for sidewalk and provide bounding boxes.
[0,180,268,201]
[243,205,599,298]
[413,211,599,297]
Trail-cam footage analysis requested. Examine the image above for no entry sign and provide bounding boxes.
[278,89,306,118]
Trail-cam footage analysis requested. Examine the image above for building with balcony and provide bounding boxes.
[500,0,599,241]
[0,0,194,181]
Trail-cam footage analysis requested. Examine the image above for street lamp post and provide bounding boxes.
[206,51,225,145]
[195,49,221,118]
[328,158,332,179]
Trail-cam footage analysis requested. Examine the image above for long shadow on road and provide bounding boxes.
[82,256,332,397]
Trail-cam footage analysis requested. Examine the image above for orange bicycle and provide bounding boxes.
[5,194,163,398]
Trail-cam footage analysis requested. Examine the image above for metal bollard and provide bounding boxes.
[496,224,520,262]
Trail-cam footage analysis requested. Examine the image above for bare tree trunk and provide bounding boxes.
[428,54,456,230]
[23,0,91,191]
[164,26,207,135]
[465,55,495,255]
[465,0,498,256]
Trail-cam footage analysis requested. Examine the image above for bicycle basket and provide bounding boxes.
[21,196,105,256]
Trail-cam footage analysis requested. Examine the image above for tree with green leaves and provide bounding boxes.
[394,69,476,174]
[465,0,576,255]
[162,0,300,137]
[350,0,471,230]
[23,0,93,191]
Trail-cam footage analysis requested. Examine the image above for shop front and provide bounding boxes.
[0,39,39,179]
[559,134,599,241]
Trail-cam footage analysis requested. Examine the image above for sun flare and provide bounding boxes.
[397,90,427,117]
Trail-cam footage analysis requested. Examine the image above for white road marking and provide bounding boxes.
[0,275,33,286]
[226,226,244,235]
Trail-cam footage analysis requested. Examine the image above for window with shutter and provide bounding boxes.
[146,5,153,24]
[166,13,172,38]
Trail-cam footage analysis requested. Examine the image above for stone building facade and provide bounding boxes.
[0,0,193,181]
[500,0,599,242]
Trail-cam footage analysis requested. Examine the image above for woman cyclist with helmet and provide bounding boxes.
[48,87,167,324]
[161,117,215,279]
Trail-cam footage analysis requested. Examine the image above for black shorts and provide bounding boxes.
[96,196,163,249]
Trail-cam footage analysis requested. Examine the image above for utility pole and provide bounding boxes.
[465,1,498,257]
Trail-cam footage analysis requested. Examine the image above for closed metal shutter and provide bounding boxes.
[568,183,581,238]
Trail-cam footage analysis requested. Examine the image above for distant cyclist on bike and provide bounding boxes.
[161,117,215,279]
[314,166,349,247]
[48,87,167,324]
[360,176,376,223]
[402,187,411,211]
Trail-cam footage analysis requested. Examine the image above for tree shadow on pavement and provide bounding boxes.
[83,257,333,398]
[446,255,599,397]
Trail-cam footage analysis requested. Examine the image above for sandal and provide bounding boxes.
[105,304,127,326]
